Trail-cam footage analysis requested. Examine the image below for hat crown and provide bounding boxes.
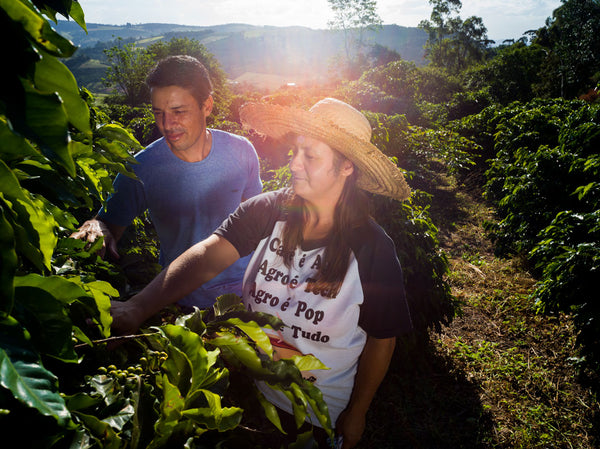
[238,97,411,201]
[309,98,372,143]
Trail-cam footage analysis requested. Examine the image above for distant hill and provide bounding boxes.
[56,21,427,92]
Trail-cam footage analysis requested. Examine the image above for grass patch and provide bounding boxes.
[79,58,109,69]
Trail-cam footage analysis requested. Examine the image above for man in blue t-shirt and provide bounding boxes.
[72,55,262,308]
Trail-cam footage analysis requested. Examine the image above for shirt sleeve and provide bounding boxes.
[97,170,146,227]
[214,190,286,257]
[354,221,413,338]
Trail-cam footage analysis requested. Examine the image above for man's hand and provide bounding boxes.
[70,219,121,259]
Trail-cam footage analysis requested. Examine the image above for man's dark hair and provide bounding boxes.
[146,55,213,106]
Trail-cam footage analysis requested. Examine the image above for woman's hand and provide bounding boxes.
[110,299,145,336]
[336,336,396,448]
[336,407,366,448]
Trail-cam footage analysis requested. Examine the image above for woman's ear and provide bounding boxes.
[341,159,355,178]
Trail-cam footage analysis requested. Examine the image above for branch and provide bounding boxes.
[74,333,152,350]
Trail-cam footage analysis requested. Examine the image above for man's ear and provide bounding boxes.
[203,95,214,116]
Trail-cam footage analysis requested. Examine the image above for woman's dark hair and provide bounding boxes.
[281,145,370,298]
[146,55,213,106]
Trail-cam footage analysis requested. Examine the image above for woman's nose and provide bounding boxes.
[289,152,302,171]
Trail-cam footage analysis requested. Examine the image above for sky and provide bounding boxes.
[80,0,563,42]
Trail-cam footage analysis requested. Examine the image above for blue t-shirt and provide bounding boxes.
[98,129,263,307]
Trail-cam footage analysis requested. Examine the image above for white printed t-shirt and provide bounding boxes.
[214,189,413,425]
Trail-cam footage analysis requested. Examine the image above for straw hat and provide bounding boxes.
[239,98,410,201]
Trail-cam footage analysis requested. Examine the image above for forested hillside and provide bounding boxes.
[57,21,427,92]
[1,0,599,447]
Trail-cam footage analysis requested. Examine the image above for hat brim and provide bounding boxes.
[240,103,411,201]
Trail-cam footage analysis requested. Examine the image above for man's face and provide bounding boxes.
[151,85,212,158]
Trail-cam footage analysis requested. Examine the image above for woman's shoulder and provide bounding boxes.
[352,218,394,246]
[242,188,291,207]
[216,188,290,255]
[233,188,291,222]
[348,218,399,267]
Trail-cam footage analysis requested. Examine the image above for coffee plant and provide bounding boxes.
[1,0,134,443]
[0,1,332,447]
[473,99,600,373]
[63,295,331,448]
[371,190,454,338]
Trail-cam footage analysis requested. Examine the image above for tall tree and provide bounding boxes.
[368,43,402,67]
[419,0,491,74]
[147,37,231,121]
[534,0,600,98]
[103,38,155,106]
[463,42,545,104]
[104,37,231,117]
[327,0,383,77]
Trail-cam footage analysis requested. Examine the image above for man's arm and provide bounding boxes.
[110,234,240,335]
[336,336,396,449]
[70,217,126,259]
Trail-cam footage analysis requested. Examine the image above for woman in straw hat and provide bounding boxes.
[111,98,413,448]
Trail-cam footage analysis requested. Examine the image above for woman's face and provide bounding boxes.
[289,135,353,206]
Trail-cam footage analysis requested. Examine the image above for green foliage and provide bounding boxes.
[413,0,599,108]
[336,59,472,125]
[100,104,158,147]
[371,191,455,336]
[0,315,72,427]
[450,101,518,162]
[336,77,407,116]
[531,210,600,370]
[0,0,138,438]
[366,111,478,183]
[414,65,463,104]
[444,88,492,122]
[367,42,402,68]
[261,161,293,193]
[462,42,545,105]
[482,99,585,255]
[327,0,382,35]
[353,60,420,110]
